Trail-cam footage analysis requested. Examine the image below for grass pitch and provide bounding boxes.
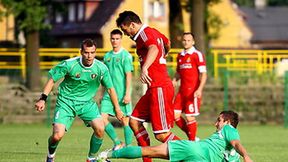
[0,122,287,162]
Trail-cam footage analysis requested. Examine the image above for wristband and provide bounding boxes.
[39,93,48,102]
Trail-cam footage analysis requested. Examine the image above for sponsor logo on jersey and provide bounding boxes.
[91,74,97,79]
[82,69,91,72]
[75,73,81,78]
[179,63,192,69]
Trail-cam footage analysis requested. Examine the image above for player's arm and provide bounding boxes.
[123,72,132,104]
[35,78,55,112]
[172,72,180,88]
[107,87,124,120]
[141,44,158,86]
[194,72,207,98]
[230,140,253,162]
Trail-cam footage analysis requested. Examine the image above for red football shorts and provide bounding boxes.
[173,90,201,116]
[131,84,174,133]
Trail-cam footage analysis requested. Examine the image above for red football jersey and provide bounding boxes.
[176,46,207,93]
[133,25,171,88]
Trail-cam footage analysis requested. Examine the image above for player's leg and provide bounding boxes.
[46,123,66,161]
[121,116,133,146]
[151,86,180,142]
[185,96,201,141]
[46,96,74,162]
[79,101,104,161]
[98,143,169,160]
[174,93,188,132]
[102,113,122,147]
[129,92,151,162]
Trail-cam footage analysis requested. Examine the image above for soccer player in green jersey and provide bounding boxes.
[97,110,253,162]
[101,29,134,149]
[35,39,124,162]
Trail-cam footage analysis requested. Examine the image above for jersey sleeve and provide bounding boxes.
[123,52,134,73]
[48,60,69,82]
[195,52,207,73]
[222,125,240,143]
[100,66,114,89]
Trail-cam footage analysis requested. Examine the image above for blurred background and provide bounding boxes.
[0,0,288,126]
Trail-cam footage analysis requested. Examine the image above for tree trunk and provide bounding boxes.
[191,0,206,54]
[169,0,184,48]
[25,31,41,91]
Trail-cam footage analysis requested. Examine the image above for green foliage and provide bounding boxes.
[0,0,50,33]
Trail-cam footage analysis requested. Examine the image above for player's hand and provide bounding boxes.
[140,68,152,86]
[243,155,253,162]
[115,109,124,121]
[35,100,46,112]
[172,79,177,88]
[122,94,131,104]
[194,89,202,98]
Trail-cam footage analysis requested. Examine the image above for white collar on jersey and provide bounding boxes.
[80,56,94,68]
[133,24,148,41]
[180,46,196,56]
[113,47,124,54]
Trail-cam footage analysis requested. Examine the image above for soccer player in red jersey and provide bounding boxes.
[116,10,180,162]
[172,32,207,141]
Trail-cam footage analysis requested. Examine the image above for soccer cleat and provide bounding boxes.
[86,158,96,162]
[112,142,125,150]
[96,149,112,162]
[46,156,55,162]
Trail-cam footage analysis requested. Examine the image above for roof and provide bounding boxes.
[239,7,288,43]
[50,0,122,36]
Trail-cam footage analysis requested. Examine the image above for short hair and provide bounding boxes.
[110,29,123,36]
[81,39,97,51]
[220,110,239,128]
[116,10,142,27]
[183,32,195,38]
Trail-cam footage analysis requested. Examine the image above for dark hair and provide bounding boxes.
[183,32,195,38]
[110,29,123,36]
[116,10,142,27]
[220,110,239,128]
[81,39,97,51]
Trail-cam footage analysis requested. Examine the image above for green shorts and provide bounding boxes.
[100,98,132,116]
[53,95,101,131]
[168,140,209,162]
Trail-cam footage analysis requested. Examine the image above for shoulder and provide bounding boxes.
[59,56,80,67]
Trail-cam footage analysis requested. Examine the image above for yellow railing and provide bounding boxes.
[0,48,180,79]
[1,48,288,79]
[212,49,288,78]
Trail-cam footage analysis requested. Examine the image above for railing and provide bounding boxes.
[1,48,288,79]
[212,49,288,78]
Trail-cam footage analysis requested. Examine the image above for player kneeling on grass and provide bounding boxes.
[35,39,124,162]
[97,110,253,162]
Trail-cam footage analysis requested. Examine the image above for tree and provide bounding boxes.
[0,0,49,91]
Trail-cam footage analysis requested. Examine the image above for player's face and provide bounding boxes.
[110,34,122,49]
[182,34,195,50]
[81,45,96,66]
[120,23,136,37]
[215,114,229,131]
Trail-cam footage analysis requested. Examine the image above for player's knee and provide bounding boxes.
[51,133,63,142]
[154,133,166,142]
[129,118,138,130]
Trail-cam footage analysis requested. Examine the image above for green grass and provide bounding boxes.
[0,122,287,162]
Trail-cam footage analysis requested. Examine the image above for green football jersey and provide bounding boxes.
[201,124,240,162]
[49,56,113,101]
[102,48,133,103]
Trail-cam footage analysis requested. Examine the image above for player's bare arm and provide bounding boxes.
[194,72,207,98]
[230,140,253,162]
[123,72,132,104]
[172,72,180,87]
[35,78,55,112]
[107,87,124,120]
[140,44,158,86]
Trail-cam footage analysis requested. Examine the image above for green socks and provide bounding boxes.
[48,136,59,155]
[88,134,103,158]
[105,123,121,145]
[124,125,133,146]
[111,146,142,159]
